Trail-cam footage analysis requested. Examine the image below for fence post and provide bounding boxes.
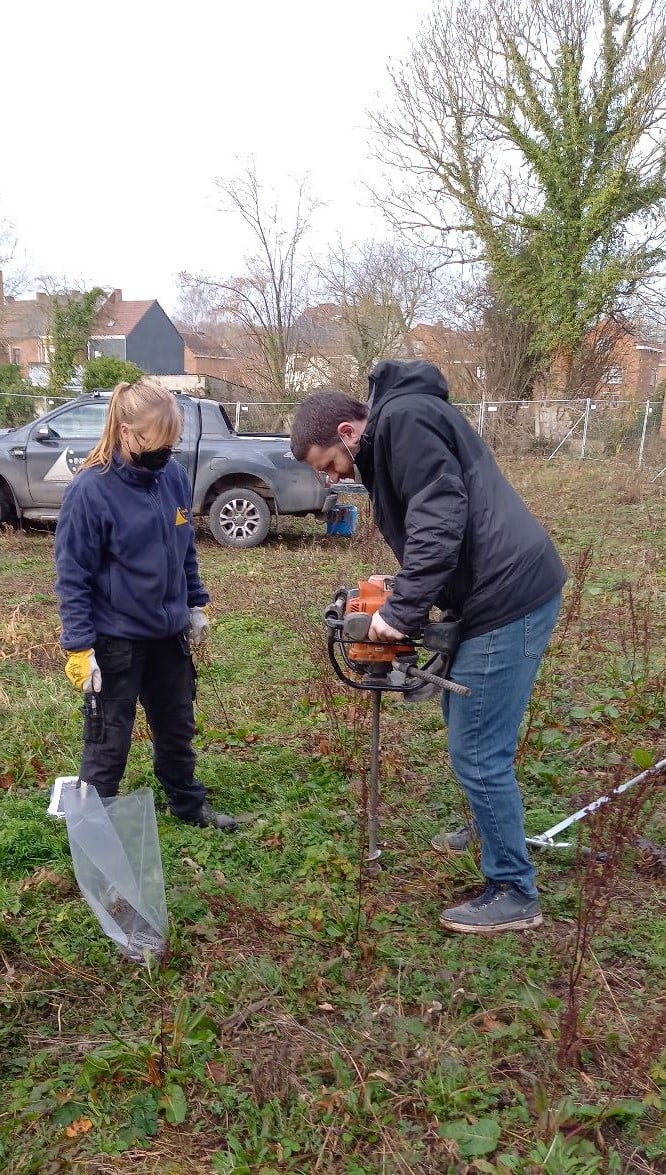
[637,400,651,469]
[234,402,241,432]
[477,399,486,438]
[580,398,591,458]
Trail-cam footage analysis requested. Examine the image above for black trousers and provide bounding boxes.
[78,631,206,822]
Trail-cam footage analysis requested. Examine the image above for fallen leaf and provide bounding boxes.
[0,772,15,790]
[262,834,283,849]
[181,857,202,871]
[146,1055,163,1087]
[30,756,49,784]
[318,736,330,755]
[317,1002,336,1012]
[18,868,73,894]
[65,1117,93,1137]
[479,1014,502,1032]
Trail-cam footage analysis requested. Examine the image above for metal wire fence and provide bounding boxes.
[1,391,664,479]
[221,396,666,479]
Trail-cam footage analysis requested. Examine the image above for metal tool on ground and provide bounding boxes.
[526,757,666,851]
[325,579,471,862]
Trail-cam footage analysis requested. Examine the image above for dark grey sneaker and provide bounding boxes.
[189,800,238,831]
[431,822,477,854]
[439,881,542,934]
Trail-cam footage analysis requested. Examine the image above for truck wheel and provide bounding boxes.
[0,491,16,528]
[208,488,271,549]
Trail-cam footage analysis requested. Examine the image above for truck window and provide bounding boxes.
[46,402,109,439]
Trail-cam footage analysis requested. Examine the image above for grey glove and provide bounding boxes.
[189,606,210,647]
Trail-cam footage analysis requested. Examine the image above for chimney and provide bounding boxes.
[36,292,48,302]
[108,289,123,304]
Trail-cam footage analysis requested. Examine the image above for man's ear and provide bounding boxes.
[338,421,354,442]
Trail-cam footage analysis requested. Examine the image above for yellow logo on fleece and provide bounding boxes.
[175,507,189,526]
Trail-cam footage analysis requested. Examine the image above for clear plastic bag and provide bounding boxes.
[63,785,168,964]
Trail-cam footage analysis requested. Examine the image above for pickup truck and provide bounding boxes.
[0,390,336,548]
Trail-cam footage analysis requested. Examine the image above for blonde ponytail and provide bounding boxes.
[82,380,181,471]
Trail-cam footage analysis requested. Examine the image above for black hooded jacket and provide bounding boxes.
[354,360,567,638]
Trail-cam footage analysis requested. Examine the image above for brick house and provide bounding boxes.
[0,277,184,385]
[181,326,257,394]
[408,322,484,398]
[0,272,64,385]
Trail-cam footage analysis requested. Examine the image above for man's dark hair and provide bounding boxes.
[290,391,368,461]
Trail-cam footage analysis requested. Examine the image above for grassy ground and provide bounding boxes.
[0,458,664,1175]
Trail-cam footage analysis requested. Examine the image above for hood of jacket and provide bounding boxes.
[367,360,449,424]
[356,361,450,489]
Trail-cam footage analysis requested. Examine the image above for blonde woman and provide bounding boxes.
[54,379,237,830]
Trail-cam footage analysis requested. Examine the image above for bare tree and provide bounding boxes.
[173,280,222,334]
[182,161,318,401]
[0,211,28,350]
[311,238,439,392]
[371,0,666,389]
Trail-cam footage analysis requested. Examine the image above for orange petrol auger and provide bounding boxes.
[325,578,471,862]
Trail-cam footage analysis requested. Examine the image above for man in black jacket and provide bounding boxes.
[291,360,567,935]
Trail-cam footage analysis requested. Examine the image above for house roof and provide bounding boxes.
[176,321,265,356]
[294,304,347,353]
[0,296,55,340]
[90,299,156,338]
[180,328,229,358]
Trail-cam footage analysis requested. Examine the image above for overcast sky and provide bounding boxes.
[1,0,425,314]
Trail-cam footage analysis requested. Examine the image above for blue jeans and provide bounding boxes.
[441,593,561,897]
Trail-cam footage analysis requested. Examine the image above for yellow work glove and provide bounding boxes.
[189,605,210,648]
[65,648,102,693]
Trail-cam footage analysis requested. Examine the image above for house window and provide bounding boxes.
[603,366,624,385]
[37,339,48,364]
[10,347,21,366]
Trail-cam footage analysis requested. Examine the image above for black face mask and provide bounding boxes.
[129,446,173,472]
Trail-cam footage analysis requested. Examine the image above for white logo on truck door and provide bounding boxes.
[43,448,85,482]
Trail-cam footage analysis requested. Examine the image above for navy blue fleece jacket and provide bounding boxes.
[55,454,209,651]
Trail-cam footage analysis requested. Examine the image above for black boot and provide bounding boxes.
[185,800,238,831]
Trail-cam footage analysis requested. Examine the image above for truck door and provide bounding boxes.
[173,399,197,487]
[25,400,109,506]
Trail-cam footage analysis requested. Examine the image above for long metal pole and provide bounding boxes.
[367,692,382,862]
[637,400,651,469]
[547,409,587,460]
[580,398,591,458]
[526,757,666,849]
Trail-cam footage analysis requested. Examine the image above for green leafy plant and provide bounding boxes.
[0,365,36,427]
[82,355,143,392]
[48,287,105,394]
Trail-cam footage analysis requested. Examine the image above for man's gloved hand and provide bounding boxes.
[189,605,210,648]
[65,649,102,693]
